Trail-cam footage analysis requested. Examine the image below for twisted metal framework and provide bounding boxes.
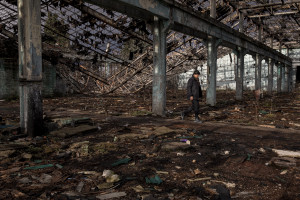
[0,0,299,94]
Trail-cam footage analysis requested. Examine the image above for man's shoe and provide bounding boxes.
[194,117,203,123]
[181,112,185,120]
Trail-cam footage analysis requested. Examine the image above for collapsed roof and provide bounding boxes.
[0,0,299,94]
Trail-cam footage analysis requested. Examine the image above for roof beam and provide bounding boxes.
[239,0,300,11]
[85,0,292,66]
[248,11,300,18]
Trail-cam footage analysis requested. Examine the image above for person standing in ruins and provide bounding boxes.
[181,70,203,123]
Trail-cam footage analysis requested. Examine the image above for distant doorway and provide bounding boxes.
[297,66,300,83]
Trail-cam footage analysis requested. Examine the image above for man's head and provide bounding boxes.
[193,70,200,79]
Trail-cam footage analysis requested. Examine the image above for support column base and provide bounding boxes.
[20,82,43,137]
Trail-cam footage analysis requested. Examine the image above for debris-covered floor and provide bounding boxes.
[0,87,300,200]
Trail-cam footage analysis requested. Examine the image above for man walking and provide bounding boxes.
[181,70,203,123]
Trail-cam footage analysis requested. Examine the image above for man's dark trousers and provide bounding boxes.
[183,99,199,117]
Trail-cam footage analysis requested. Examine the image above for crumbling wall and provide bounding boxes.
[0,58,62,100]
[0,58,19,100]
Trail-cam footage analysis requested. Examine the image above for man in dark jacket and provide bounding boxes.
[181,70,203,123]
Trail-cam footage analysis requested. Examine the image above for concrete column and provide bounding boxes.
[277,63,282,93]
[267,38,274,93]
[206,36,217,106]
[267,58,274,93]
[255,54,262,91]
[236,48,245,100]
[285,49,290,92]
[206,0,217,106]
[277,42,282,93]
[287,66,291,92]
[258,24,262,41]
[282,65,287,92]
[18,0,43,137]
[235,7,245,100]
[152,16,167,116]
[255,24,262,91]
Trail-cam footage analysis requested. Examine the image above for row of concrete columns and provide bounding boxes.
[151,0,293,116]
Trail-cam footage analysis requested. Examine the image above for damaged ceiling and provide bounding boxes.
[0,0,299,94]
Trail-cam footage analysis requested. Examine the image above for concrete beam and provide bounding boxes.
[152,16,167,116]
[85,0,292,66]
[18,0,43,137]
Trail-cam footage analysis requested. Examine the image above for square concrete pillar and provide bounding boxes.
[206,36,217,106]
[152,16,167,116]
[18,0,43,137]
[267,58,274,94]
[255,54,262,91]
[277,64,282,93]
[235,48,245,100]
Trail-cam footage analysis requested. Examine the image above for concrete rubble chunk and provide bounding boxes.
[18,177,32,184]
[76,181,84,193]
[96,192,127,200]
[38,173,53,184]
[152,126,175,136]
[52,117,92,128]
[271,157,297,168]
[161,142,191,151]
[141,194,156,200]
[50,125,97,138]
[0,150,16,158]
[272,149,300,158]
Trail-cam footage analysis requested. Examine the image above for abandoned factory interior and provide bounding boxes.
[1,0,300,199]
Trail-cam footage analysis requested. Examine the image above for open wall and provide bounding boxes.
[179,48,300,91]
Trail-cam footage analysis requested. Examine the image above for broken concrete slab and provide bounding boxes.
[52,117,92,128]
[38,173,53,184]
[22,153,32,160]
[161,142,191,151]
[69,141,90,157]
[50,125,97,138]
[118,133,149,140]
[0,167,21,175]
[96,192,127,199]
[272,149,300,158]
[271,157,297,168]
[0,150,15,158]
[18,177,32,184]
[0,143,29,151]
[152,126,175,136]
[90,142,118,155]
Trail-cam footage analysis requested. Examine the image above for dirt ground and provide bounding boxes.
[0,86,300,200]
